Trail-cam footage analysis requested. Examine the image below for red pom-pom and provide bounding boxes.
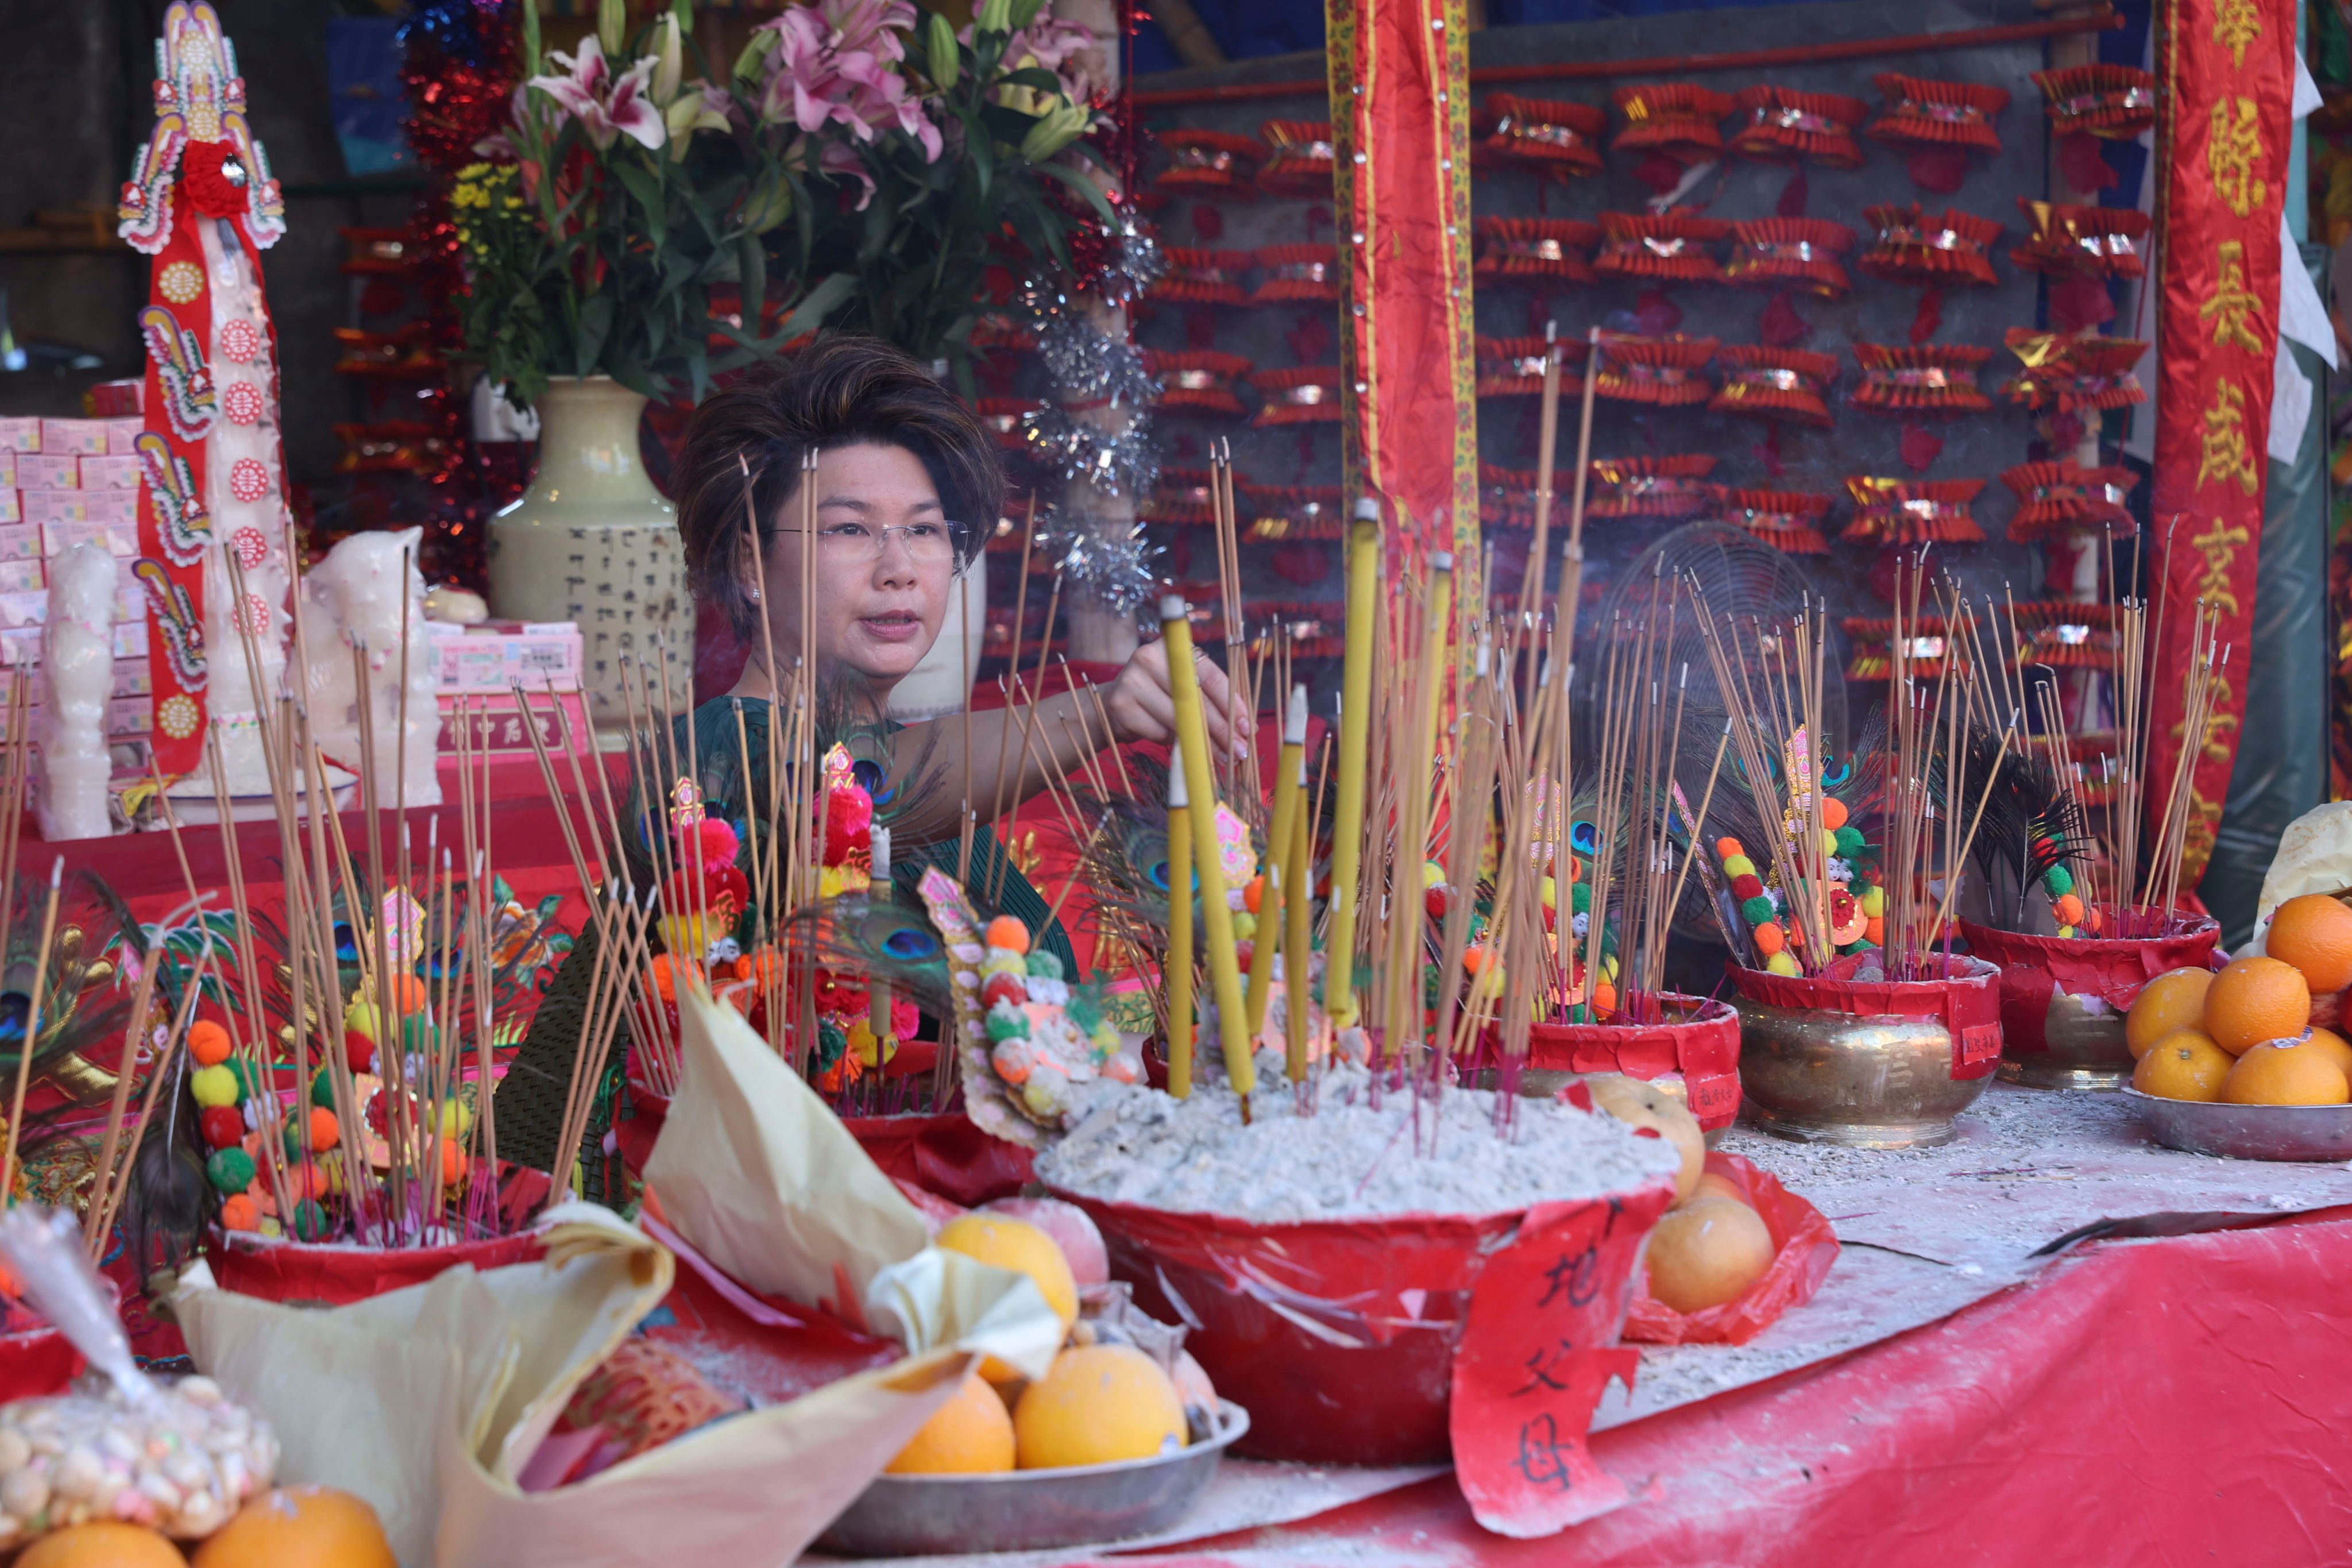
[1234,940,1254,971]
[824,787,874,851]
[811,967,868,1014]
[1731,873,1766,901]
[181,140,250,218]
[981,971,1028,1010]
[343,1029,376,1075]
[693,817,740,871]
[891,997,920,1040]
[1424,885,1450,921]
[200,1106,244,1150]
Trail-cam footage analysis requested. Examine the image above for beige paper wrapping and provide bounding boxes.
[176,992,1063,1567]
[2248,802,2352,956]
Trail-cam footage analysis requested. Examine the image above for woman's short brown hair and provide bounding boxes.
[673,333,1004,640]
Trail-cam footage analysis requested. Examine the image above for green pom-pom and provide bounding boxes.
[984,1007,1029,1042]
[402,1015,435,1056]
[1064,989,1103,1035]
[311,1067,339,1110]
[291,1199,333,1242]
[1024,950,1065,982]
[816,1020,848,1068]
[1739,895,1776,926]
[205,1147,254,1195]
[1570,883,1592,913]
[226,1059,265,1104]
[1833,825,1866,857]
[2042,864,2074,898]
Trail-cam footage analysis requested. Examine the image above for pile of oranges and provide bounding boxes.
[2127,894,2352,1104]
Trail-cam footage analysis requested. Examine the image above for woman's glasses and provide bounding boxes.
[769,520,970,565]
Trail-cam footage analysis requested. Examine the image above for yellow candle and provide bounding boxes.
[1164,754,1194,1098]
[1325,500,1381,1027]
[1283,748,1314,1083]
[1158,597,1254,1099]
[1245,683,1307,1038]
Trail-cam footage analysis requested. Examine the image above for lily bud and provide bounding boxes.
[737,174,793,235]
[1019,99,1091,163]
[652,14,683,103]
[733,26,778,84]
[925,10,960,90]
[976,0,1014,36]
[597,0,626,60]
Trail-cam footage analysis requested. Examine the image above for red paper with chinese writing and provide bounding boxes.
[1624,1153,1839,1347]
[1449,1179,1676,1537]
[2148,0,2299,887]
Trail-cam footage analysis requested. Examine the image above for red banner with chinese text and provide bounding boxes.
[1325,0,1481,588]
[2149,0,2299,888]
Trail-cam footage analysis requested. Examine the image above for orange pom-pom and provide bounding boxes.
[439,1137,467,1186]
[1566,857,1584,884]
[2085,905,2104,933]
[308,1106,340,1152]
[1865,916,1885,945]
[188,1019,232,1067]
[1820,797,1849,831]
[1753,921,1786,955]
[1716,837,1745,861]
[381,972,427,1015]
[2052,893,2084,926]
[1462,948,1494,975]
[650,953,679,1002]
[1590,980,1617,1017]
[1243,876,1266,914]
[985,916,1031,954]
[220,1194,260,1233]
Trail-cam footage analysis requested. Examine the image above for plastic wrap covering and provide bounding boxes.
[1623,1153,1837,1346]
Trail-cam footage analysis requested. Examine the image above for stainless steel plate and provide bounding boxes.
[2123,1087,2352,1162]
[814,1400,1249,1558]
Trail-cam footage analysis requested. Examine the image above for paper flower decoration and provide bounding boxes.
[1612,83,1736,165]
[1145,349,1253,416]
[2032,64,2157,139]
[1722,488,1832,554]
[1150,248,1253,306]
[1856,203,2003,287]
[1867,73,2009,153]
[2010,200,2149,277]
[1596,335,1717,405]
[1999,331,2148,411]
[1472,217,1599,283]
[1248,244,1336,304]
[1849,342,1992,415]
[1249,365,1342,424]
[1256,120,1335,198]
[1999,458,2138,539]
[1155,130,1266,195]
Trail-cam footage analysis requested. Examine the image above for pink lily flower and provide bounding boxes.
[754,0,943,163]
[530,34,667,153]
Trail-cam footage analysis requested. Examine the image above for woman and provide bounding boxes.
[667,333,1240,961]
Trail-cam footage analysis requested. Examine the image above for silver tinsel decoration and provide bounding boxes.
[1013,272,1158,412]
[1035,509,1161,615]
[1090,213,1165,308]
[1018,403,1160,499]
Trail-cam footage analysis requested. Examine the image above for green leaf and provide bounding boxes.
[773,271,855,342]
[736,235,767,335]
[999,67,1065,94]
[1030,159,1117,226]
[1009,0,1048,29]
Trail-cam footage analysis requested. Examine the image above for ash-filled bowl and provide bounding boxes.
[1040,1060,1684,1464]
[814,1401,1248,1557]
[2123,1087,2352,1162]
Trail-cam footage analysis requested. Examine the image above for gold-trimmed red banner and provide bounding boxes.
[2149,0,2298,888]
[1326,0,1480,584]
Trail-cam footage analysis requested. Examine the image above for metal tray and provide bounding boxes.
[2123,1087,2352,1162]
[814,1400,1249,1558]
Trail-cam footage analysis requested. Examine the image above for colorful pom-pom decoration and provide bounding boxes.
[1766,951,1804,976]
[1753,922,1786,956]
[188,1019,232,1067]
[206,1146,255,1195]
[1722,854,1756,879]
[1740,895,1777,926]
[1818,797,1851,832]
[1730,873,1766,901]
[191,1065,239,1109]
[984,916,1031,954]
[200,1106,244,1150]
[1861,885,1886,918]
[2042,864,2074,898]
[1571,882,1593,913]
[2052,893,2085,926]
[1716,837,1746,861]
[1834,825,1867,857]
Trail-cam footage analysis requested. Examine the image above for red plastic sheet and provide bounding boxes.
[1056,1183,1674,1469]
[1959,917,2220,1057]
[1624,1153,1837,1346]
[1077,1208,2352,1565]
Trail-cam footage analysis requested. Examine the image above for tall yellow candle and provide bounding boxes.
[1164,754,1194,1098]
[1245,683,1307,1038]
[1325,500,1382,1027]
[1283,748,1313,1083]
[1158,597,1254,1100]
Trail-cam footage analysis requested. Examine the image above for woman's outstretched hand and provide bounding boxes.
[1103,637,1245,760]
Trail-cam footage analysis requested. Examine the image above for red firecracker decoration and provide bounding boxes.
[2032,64,2158,139]
[1595,335,1717,405]
[1867,73,2009,153]
[1841,615,1973,679]
[1480,94,1607,179]
[1145,350,1253,416]
[1250,366,1343,424]
[2004,600,2121,667]
[1257,121,1335,198]
[1472,217,1599,283]
[1156,131,1266,195]
[2000,457,2139,539]
[1710,346,1839,426]
[1612,83,1736,165]
[1593,212,1728,284]
[1150,248,1253,306]
[1723,217,1854,296]
[1841,476,1986,544]
[975,397,1046,449]
[1248,244,1336,304]
[1856,203,2003,287]
[1849,342,1992,415]
[1999,330,2148,412]
[2010,200,2149,277]
[1721,488,1832,554]
[1588,455,1720,519]
[1144,467,1223,524]
[1239,482,1346,539]
[1729,86,1868,168]
[1476,337,1583,397]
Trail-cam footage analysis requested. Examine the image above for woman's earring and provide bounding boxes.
[750,587,762,601]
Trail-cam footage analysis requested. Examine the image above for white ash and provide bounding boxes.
[1038,1051,1682,1222]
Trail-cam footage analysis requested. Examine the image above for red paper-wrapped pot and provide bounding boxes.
[1959,912,2221,1090]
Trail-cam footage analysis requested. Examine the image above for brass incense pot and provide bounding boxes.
[1732,993,1993,1149]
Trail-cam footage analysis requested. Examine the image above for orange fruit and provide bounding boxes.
[1691,1171,1749,1206]
[2126,968,2215,1059]
[2202,956,2310,1055]
[2220,1040,2351,1106]
[2265,895,2352,994]
[21,1523,185,1568]
[1013,1346,1187,1469]
[1644,1196,1774,1312]
[191,1485,396,1568]
[1585,1075,1704,1202]
[2131,1030,2234,1101]
[887,1371,1016,1474]
[936,1214,1078,1385]
[2305,1026,2352,1081]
